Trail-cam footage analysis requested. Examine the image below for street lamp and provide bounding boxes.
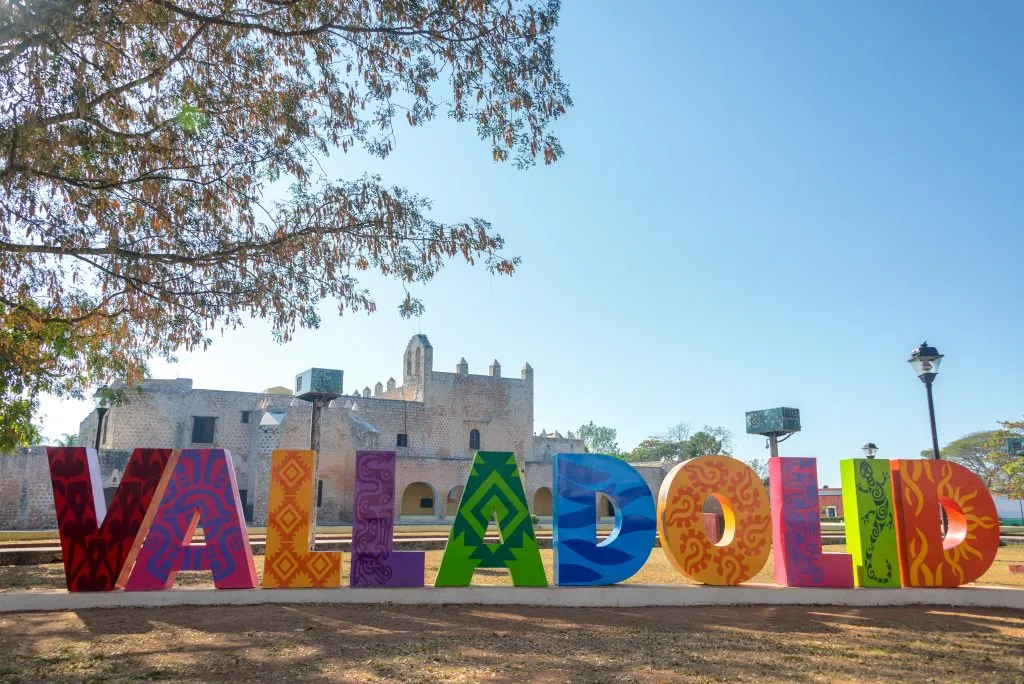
[93,387,110,451]
[862,443,878,459]
[908,342,943,461]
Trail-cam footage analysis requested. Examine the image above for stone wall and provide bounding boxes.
[0,447,132,529]
[1,334,595,529]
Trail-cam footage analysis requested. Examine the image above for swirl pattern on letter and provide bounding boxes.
[351,451,424,587]
[657,455,771,586]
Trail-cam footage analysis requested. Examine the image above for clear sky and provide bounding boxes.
[38,1,1023,486]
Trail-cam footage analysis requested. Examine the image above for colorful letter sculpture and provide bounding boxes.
[124,448,257,590]
[769,458,853,587]
[890,459,1000,587]
[262,450,342,588]
[435,451,547,586]
[46,447,174,591]
[553,453,656,585]
[351,451,424,587]
[658,455,771,585]
[840,458,900,588]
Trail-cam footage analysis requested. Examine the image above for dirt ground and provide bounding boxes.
[1,547,1023,681]
[0,603,1022,682]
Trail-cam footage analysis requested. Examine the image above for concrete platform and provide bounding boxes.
[1,584,1022,613]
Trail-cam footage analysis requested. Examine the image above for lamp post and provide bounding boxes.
[862,443,878,459]
[93,387,110,451]
[908,342,943,461]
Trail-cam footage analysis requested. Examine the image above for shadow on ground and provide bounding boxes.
[1,603,1023,681]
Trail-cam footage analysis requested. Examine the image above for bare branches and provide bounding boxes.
[0,0,567,446]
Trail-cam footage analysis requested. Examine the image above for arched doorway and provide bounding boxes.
[533,487,553,517]
[446,485,464,517]
[400,482,436,518]
[597,493,615,520]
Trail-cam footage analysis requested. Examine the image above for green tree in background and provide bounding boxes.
[923,420,1024,498]
[685,426,734,458]
[55,433,79,447]
[577,422,619,455]
[920,431,1001,488]
[628,437,687,463]
[989,418,1024,499]
[746,458,769,488]
[627,423,733,463]
[0,0,571,449]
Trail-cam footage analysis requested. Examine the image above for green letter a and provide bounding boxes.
[435,451,547,587]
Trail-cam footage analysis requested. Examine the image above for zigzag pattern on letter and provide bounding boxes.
[435,451,547,586]
[263,449,341,588]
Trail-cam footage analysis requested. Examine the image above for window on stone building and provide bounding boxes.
[191,416,217,444]
[241,411,251,424]
[396,433,408,447]
[469,429,480,450]
[317,480,324,507]
[419,497,434,509]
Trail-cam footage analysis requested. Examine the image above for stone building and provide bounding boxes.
[71,334,586,525]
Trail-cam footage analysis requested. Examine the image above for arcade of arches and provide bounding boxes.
[400,483,561,519]
[446,486,463,517]
[400,482,436,516]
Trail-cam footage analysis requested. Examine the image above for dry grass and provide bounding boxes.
[0,603,1022,681]
[3,545,1023,591]
[1,547,1023,680]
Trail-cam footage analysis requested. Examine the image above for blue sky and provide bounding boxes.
[39,1,1023,486]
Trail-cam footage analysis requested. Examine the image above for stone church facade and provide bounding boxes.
[73,334,586,525]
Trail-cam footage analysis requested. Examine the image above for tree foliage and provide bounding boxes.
[988,418,1024,499]
[0,0,572,448]
[628,423,734,463]
[55,432,79,447]
[920,431,1001,489]
[924,420,1024,498]
[577,421,618,456]
[745,458,769,488]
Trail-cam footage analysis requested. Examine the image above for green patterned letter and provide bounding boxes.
[435,451,548,587]
[840,458,901,588]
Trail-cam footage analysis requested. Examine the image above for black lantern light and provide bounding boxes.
[908,342,943,461]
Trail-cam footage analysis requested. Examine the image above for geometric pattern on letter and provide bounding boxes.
[890,459,1000,588]
[553,452,656,586]
[435,451,547,587]
[769,457,853,587]
[350,450,424,587]
[123,448,257,590]
[46,447,174,592]
[657,455,771,586]
[840,458,900,588]
[263,450,341,588]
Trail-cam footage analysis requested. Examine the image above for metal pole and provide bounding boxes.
[310,396,323,454]
[769,433,779,458]
[925,378,940,460]
[94,408,108,451]
[309,396,324,547]
[924,377,948,533]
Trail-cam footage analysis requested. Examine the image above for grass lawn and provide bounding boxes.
[2,544,1023,591]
